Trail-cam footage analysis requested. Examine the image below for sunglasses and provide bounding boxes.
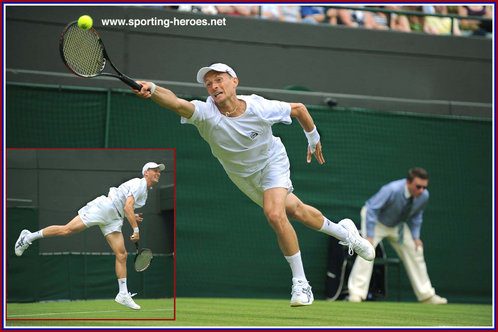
[416,185,427,190]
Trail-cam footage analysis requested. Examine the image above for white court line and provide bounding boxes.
[8,308,174,318]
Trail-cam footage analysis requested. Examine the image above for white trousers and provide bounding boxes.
[348,206,436,301]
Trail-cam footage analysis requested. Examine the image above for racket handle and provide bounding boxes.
[135,241,139,250]
[120,75,143,91]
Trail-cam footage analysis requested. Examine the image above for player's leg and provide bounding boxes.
[264,187,300,256]
[285,194,375,261]
[105,231,140,310]
[264,187,313,306]
[285,193,345,233]
[41,215,88,237]
[14,215,87,256]
[105,231,128,280]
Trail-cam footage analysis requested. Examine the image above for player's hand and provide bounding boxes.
[135,213,143,223]
[130,232,140,243]
[414,238,423,251]
[307,141,325,165]
[133,81,153,99]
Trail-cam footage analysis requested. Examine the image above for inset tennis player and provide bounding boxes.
[14,162,165,310]
[133,63,375,306]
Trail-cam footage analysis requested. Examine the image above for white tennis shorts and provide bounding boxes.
[226,152,293,208]
[78,195,123,236]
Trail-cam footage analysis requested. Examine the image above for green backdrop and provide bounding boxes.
[6,83,492,303]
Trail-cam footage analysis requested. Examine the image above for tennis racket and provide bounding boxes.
[59,21,142,90]
[134,242,153,272]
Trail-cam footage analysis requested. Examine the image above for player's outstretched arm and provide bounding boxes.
[290,103,325,165]
[133,81,195,119]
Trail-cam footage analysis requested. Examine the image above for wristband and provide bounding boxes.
[133,227,139,233]
[149,83,157,95]
[304,126,320,153]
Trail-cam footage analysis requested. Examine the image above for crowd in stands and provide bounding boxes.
[164,5,492,37]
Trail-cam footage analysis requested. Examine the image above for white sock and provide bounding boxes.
[118,278,128,294]
[26,230,43,243]
[285,251,307,281]
[319,217,349,241]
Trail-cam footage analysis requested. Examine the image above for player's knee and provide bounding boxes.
[265,210,284,223]
[286,200,303,220]
[116,250,127,262]
[265,210,287,232]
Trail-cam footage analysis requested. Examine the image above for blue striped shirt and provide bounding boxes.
[365,179,429,239]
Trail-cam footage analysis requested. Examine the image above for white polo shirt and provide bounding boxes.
[108,177,148,217]
[181,94,292,176]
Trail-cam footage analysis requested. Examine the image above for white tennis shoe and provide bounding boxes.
[115,292,141,310]
[348,294,362,303]
[15,229,32,256]
[421,294,448,304]
[338,218,375,261]
[290,278,314,307]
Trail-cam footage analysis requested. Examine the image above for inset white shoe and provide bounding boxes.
[338,219,375,261]
[349,294,362,303]
[115,292,141,310]
[15,229,32,256]
[421,294,448,304]
[290,278,314,307]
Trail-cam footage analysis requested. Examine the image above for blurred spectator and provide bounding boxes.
[385,5,411,32]
[458,5,492,36]
[177,5,217,15]
[446,6,460,15]
[363,6,411,32]
[364,6,390,30]
[280,6,301,22]
[216,5,258,17]
[424,6,461,36]
[325,7,339,25]
[337,6,369,27]
[260,5,281,20]
[162,5,179,10]
[300,6,326,24]
[404,6,426,33]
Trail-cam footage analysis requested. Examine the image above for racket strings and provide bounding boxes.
[62,24,105,77]
[135,249,153,271]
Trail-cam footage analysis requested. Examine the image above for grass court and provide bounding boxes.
[6,297,492,327]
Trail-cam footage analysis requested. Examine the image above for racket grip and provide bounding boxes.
[120,75,143,91]
[135,241,139,250]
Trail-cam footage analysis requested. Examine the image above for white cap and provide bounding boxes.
[196,63,237,83]
[142,162,165,175]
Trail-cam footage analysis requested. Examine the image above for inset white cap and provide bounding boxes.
[142,162,165,175]
[196,63,237,83]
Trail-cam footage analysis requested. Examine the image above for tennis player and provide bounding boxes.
[14,162,165,310]
[133,63,375,306]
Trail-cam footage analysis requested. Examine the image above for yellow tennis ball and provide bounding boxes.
[78,15,93,30]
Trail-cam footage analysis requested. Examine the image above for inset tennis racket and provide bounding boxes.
[134,242,153,272]
[59,21,142,90]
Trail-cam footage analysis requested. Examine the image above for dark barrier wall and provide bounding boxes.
[6,150,175,301]
[6,84,492,303]
[5,5,492,118]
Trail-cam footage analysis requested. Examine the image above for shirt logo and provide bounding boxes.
[249,131,259,140]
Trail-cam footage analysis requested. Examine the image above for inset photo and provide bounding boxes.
[6,149,175,325]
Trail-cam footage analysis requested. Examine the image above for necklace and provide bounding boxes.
[225,103,239,117]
